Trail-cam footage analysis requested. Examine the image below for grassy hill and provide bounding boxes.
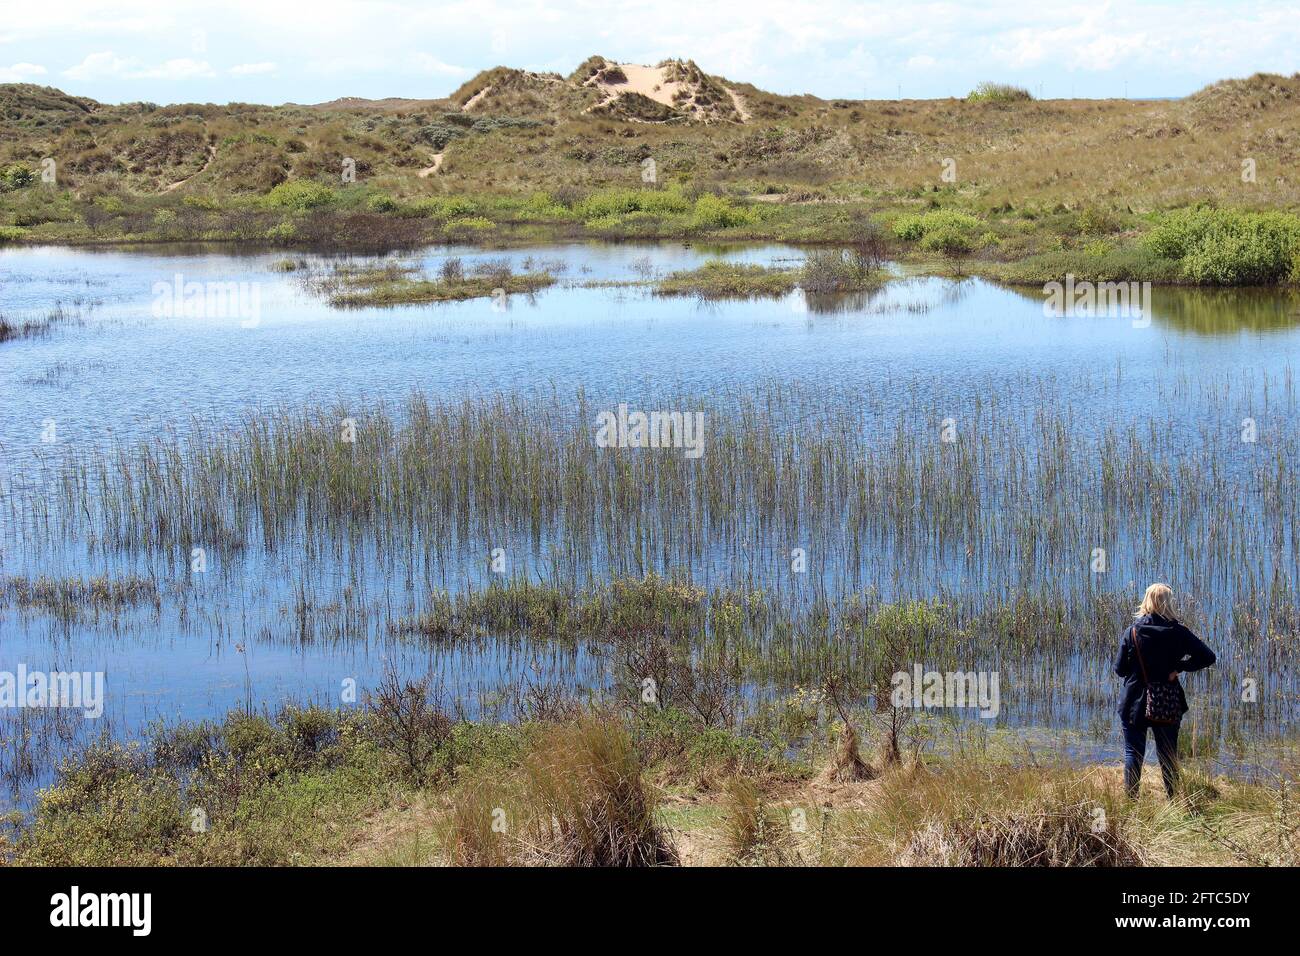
[2,61,1299,283]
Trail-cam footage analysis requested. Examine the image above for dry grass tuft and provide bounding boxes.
[446,716,678,866]
[899,799,1144,866]
[721,776,799,865]
[822,720,877,783]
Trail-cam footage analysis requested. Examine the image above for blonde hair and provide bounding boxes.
[1136,583,1176,621]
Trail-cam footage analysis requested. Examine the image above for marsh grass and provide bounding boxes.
[0,304,83,343]
[304,256,557,307]
[654,261,798,299]
[800,246,883,293]
[2,574,160,620]
[12,368,1298,736]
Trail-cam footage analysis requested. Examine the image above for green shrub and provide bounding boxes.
[266,219,297,241]
[576,186,692,220]
[0,163,35,192]
[264,180,337,211]
[920,226,973,254]
[689,194,758,230]
[1075,205,1123,236]
[410,195,478,218]
[418,122,467,150]
[445,216,495,231]
[0,225,29,242]
[518,191,568,219]
[967,82,1033,103]
[893,209,982,253]
[1144,208,1300,285]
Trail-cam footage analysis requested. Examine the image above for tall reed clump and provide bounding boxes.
[800,247,882,293]
[721,776,799,865]
[446,716,678,866]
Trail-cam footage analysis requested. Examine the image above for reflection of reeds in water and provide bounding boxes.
[2,575,159,621]
[0,706,110,800]
[0,302,90,343]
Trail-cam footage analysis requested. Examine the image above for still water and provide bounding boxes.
[2,242,1297,807]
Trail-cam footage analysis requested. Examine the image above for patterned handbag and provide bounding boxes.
[1130,626,1181,725]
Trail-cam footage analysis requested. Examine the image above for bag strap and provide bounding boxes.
[1129,625,1152,686]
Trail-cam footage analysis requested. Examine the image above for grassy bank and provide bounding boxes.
[5,694,1293,867]
[4,71,1300,284]
[3,182,1297,288]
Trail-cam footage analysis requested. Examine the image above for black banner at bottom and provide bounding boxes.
[0,866,1278,941]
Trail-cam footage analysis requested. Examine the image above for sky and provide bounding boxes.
[1,0,1296,105]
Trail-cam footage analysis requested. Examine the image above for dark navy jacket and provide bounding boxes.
[1114,613,1216,726]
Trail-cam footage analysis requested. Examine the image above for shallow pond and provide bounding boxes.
[2,241,1297,808]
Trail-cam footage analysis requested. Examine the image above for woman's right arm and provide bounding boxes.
[1178,627,1217,673]
[1114,629,1134,677]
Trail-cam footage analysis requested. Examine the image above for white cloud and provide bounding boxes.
[406,53,467,77]
[64,51,214,81]
[63,52,134,81]
[27,1,1300,101]
[132,58,216,80]
[230,61,278,76]
[0,62,47,81]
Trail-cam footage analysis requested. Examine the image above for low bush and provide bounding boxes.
[892,209,983,246]
[263,180,337,211]
[576,186,692,220]
[1144,208,1300,285]
[0,163,35,192]
[967,82,1033,103]
[688,194,759,230]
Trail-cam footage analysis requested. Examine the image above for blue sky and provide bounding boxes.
[1,0,1296,105]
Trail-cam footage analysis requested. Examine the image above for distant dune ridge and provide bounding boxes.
[2,62,1300,254]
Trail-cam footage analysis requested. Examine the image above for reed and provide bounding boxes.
[6,367,1300,747]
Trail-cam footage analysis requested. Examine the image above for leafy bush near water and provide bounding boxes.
[1144,208,1300,285]
[688,193,759,230]
[575,186,759,230]
[576,185,692,219]
[892,209,984,254]
[262,179,338,211]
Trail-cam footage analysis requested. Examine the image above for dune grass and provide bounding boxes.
[7,697,1293,867]
[5,71,1300,283]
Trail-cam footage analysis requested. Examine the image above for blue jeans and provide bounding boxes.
[1122,721,1180,797]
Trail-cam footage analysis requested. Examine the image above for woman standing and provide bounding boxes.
[1114,583,1217,798]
